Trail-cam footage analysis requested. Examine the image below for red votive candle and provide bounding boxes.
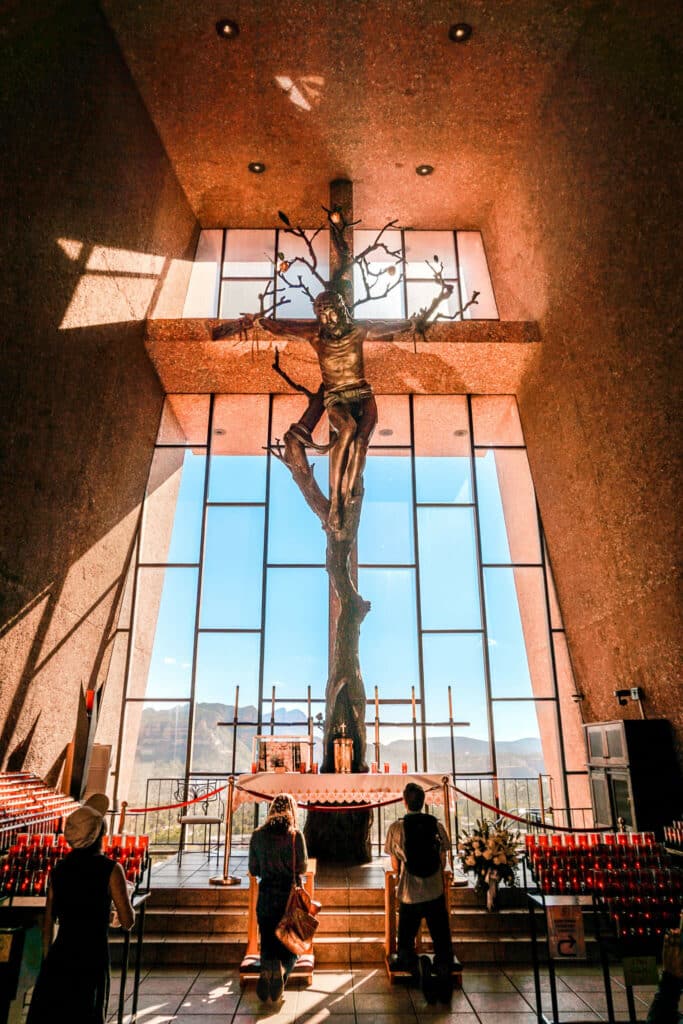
[401,762,408,774]
[370,763,377,773]
[383,763,390,774]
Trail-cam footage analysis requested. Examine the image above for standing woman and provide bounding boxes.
[27,796,135,1024]
[248,793,307,1002]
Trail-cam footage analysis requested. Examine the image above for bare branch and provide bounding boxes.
[277,222,327,289]
[436,291,480,321]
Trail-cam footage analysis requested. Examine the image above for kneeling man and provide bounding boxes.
[384,782,454,1004]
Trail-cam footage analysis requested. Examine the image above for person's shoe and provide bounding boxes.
[269,961,285,1001]
[256,963,271,1002]
[420,955,437,1005]
[436,970,453,1005]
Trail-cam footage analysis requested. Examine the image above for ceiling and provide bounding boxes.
[101,1,586,229]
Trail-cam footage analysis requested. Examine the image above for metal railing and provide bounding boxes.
[128,772,593,853]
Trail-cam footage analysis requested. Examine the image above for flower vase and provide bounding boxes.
[485,871,499,912]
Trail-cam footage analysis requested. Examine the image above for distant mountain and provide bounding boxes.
[125,702,545,805]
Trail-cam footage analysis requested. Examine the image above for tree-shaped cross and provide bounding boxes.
[213,180,478,861]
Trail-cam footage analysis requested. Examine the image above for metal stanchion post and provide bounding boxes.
[210,775,241,886]
[442,776,453,867]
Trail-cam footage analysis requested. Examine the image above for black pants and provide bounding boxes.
[397,895,453,976]
[257,885,297,978]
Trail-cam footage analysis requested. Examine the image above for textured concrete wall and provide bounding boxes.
[0,0,197,785]
[486,4,682,751]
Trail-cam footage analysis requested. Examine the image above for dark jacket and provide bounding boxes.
[248,814,308,893]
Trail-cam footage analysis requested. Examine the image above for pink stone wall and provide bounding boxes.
[485,5,682,757]
[0,0,197,786]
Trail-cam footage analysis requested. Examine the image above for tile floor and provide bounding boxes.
[109,963,658,1024]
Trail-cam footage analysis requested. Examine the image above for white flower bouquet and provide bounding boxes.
[457,818,522,893]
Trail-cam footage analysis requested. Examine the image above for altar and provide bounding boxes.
[233,772,448,809]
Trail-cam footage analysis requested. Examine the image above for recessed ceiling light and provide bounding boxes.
[248,161,266,174]
[416,164,434,176]
[216,19,239,39]
[449,23,472,43]
[379,428,394,437]
[453,429,468,436]
[214,428,227,435]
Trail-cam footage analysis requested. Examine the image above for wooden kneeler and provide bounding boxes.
[384,868,463,989]
[240,859,317,988]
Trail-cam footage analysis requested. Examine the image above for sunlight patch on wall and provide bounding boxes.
[59,242,166,328]
[274,74,324,111]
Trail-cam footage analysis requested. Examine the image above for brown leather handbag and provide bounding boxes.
[275,832,321,956]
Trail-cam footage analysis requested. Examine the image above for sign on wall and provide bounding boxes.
[546,903,586,959]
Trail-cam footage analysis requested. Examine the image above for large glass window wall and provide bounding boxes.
[110,393,587,825]
[182,229,498,321]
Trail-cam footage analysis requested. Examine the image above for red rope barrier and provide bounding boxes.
[447,780,595,833]
[124,783,229,815]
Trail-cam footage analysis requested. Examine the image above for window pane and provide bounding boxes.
[264,569,328,697]
[130,568,198,699]
[358,452,414,565]
[471,395,523,445]
[417,507,480,629]
[209,396,268,503]
[422,634,491,773]
[484,567,554,697]
[223,229,275,277]
[271,394,329,450]
[414,396,472,503]
[492,700,544,779]
[201,507,264,628]
[158,395,210,445]
[476,449,541,564]
[118,701,189,807]
[211,395,269,452]
[414,395,470,456]
[141,449,205,564]
[183,229,222,317]
[192,632,261,773]
[195,632,260,705]
[456,231,498,319]
[268,456,328,565]
[405,231,456,279]
[567,774,593,826]
[553,632,586,773]
[544,545,563,628]
[353,229,404,318]
[359,568,419,700]
[219,279,271,319]
[373,395,411,446]
[406,280,460,321]
[277,229,329,319]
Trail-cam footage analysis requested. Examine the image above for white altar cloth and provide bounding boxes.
[233,772,447,808]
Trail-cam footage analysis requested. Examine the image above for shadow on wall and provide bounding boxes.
[0,0,198,779]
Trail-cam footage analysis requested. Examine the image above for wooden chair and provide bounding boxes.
[240,859,317,988]
[175,781,224,866]
[384,868,463,989]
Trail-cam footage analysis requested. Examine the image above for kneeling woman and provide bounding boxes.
[248,793,307,1002]
[27,797,135,1024]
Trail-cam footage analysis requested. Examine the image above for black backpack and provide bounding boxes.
[403,813,442,877]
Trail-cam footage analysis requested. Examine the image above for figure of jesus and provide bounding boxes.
[227,289,440,532]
